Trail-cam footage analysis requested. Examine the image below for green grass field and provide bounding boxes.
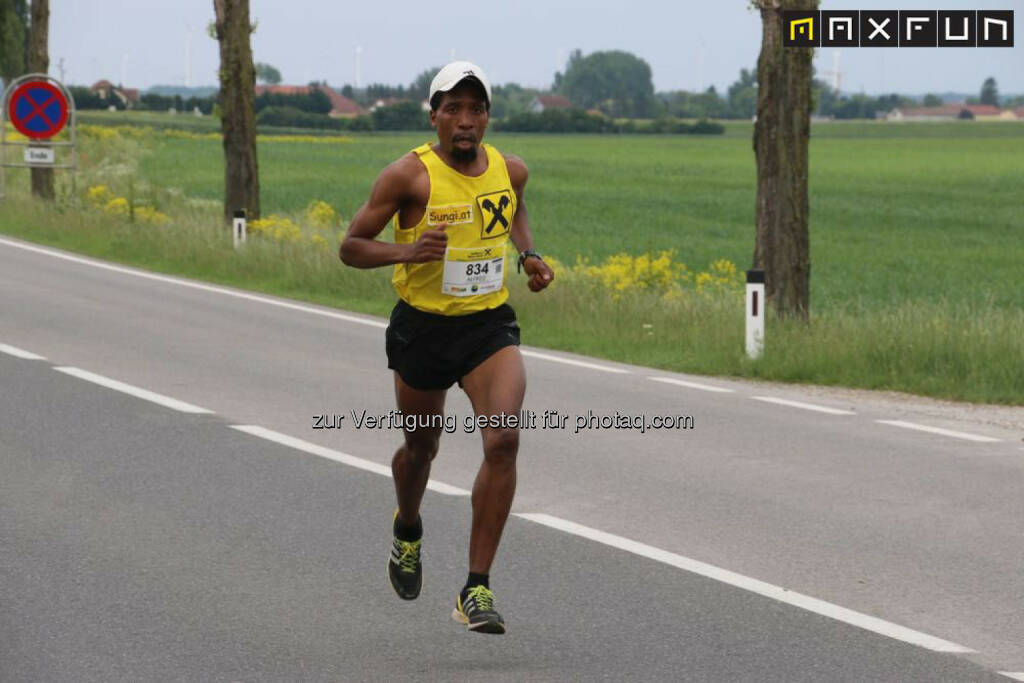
[2,116,1022,403]
[124,121,1024,312]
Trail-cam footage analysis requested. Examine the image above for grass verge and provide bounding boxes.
[2,193,1020,405]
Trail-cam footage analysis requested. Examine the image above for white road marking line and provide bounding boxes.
[649,376,735,393]
[229,425,470,496]
[0,237,387,329]
[514,512,974,654]
[751,396,855,416]
[1,237,1003,448]
[53,366,213,414]
[877,420,1001,443]
[998,673,1024,681]
[521,349,630,373]
[0,343,46,360]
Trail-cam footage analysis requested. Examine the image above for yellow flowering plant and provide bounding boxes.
[540,250,741,301]
[103,197,130,216]
[305,200,340,229]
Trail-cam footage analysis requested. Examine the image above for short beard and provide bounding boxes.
[451,145,478,163]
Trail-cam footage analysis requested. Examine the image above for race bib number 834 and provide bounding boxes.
[441,243,506,296]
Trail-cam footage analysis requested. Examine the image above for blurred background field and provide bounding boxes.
[124,120,1024,312]
[1,118,1021,403]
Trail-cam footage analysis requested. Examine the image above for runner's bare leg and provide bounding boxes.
[392,374,446,526]
[460,345,527,573]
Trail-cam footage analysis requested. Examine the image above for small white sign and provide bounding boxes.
[24,147,55,165]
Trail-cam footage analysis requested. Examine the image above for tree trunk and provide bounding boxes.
[213,0,259,223]
[753,0,816,319]
[27,0,53,200]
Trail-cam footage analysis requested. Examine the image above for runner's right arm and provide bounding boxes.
[340,156,449,269]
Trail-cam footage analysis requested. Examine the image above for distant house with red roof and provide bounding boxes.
[884,105,961,121]
[90,80,140,108]
[529,94,572,113]
[254,84,366,118]
[884,104,1017,121]
[961,105,1017,120]
[369,97,404,111]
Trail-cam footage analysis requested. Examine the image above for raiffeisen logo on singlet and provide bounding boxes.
[427,204,474,227]
[392,142,517,315]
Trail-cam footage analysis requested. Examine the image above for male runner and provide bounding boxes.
[339,61,553,634]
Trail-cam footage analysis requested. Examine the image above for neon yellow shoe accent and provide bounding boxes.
[466,585,493,611]
[395,539,421,573]
[452,585,506,634]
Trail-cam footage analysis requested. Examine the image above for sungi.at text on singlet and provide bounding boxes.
[392,142,516,316]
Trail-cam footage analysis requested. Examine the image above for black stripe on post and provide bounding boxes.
[746,269,765,284]
[752,291,759,317]
[234,209,246,219]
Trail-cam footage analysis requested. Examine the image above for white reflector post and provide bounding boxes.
[233,209,246,249]
[746,269,765,359]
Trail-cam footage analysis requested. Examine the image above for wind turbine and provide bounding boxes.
[355,46,362,88]
[694,34,707,92]
[184,23,194,87]
[821,50,842,94]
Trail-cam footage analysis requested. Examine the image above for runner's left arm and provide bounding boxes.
[505,155,553,292]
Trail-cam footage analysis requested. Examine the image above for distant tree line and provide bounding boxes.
[494,109,724,135]
[256,106,371,131]
[67,86,216,114]
[34,45,1022,132]
[139,92,216,114]
[254,88,330,114]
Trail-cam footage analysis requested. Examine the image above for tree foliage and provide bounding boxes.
[489,83,537,118]
[555,49,656,118]
[0,0,28,85]
[495,109,618,133]
[371,101,429,130]
[254,61,281,85]
[68,86,109,110]
[809,81,914,119]
[137,91,216,113]
[658,86,728,119]
[727,68,758,119]
[980,77,998,106]
[254,88,330,114]
[408,66,440,101]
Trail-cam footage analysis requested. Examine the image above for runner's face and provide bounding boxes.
[431,82,489,159]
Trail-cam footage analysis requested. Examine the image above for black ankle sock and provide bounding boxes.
[393,513,422,542]
[464,572,489,591]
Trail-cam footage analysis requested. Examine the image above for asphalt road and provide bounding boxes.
[1,236,1022,681]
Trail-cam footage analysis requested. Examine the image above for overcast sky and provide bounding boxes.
[50,0,1023,96]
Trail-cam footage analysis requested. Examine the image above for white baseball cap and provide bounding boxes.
[428,61,492,107]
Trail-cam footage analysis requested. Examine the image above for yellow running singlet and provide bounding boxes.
[392,143,516,316]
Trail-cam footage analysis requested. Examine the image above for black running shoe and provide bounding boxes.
[452,585,506,634]
[388,512,422,600]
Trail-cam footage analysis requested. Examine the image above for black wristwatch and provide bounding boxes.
[517,249,543,273]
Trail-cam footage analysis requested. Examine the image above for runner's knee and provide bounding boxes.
[403,434,440,464]
[483,428,519,463]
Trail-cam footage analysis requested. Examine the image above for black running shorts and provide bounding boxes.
[385,299,521,391]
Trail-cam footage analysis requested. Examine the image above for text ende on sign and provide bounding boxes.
[23,147,56,165]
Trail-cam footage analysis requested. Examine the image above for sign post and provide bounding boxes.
[746,269,765,359]
[1,74,77,200]
[233,209,247,249]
